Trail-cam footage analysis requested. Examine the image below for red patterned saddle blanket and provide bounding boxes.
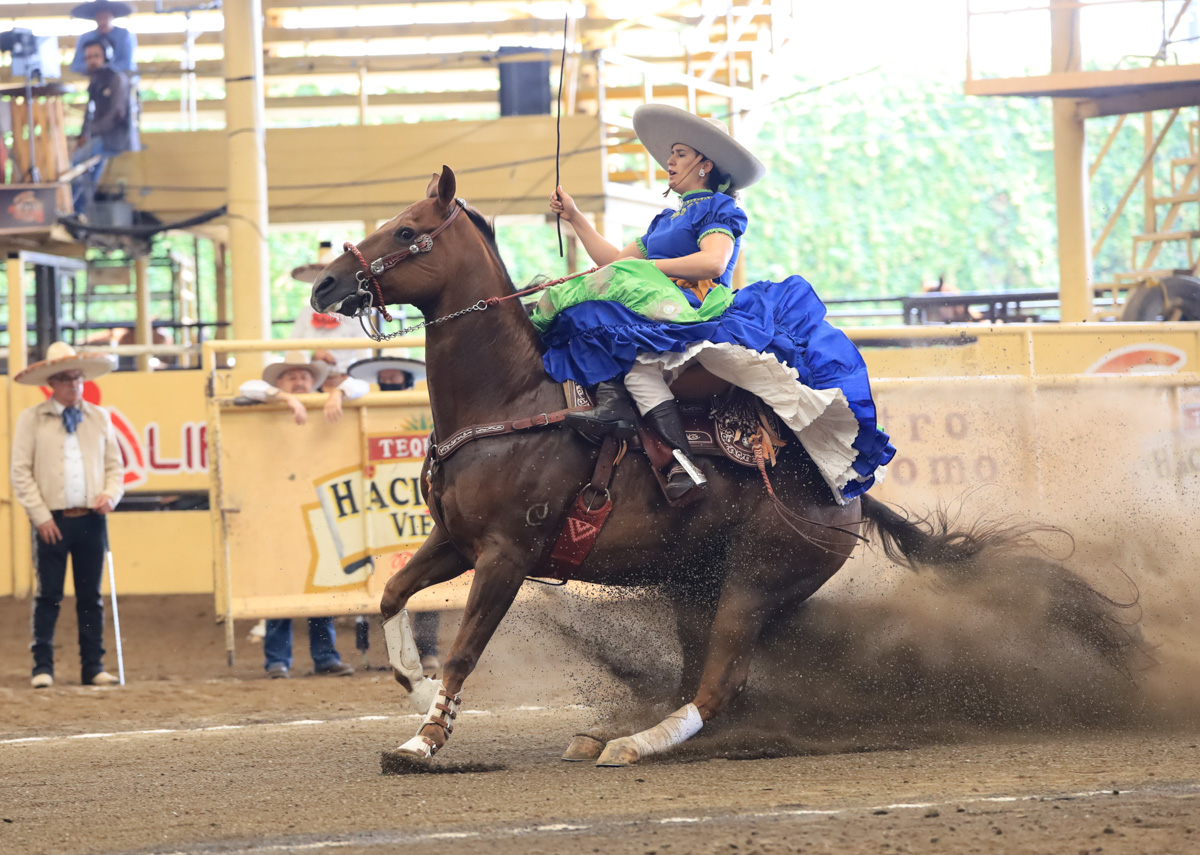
[564,380,786,468]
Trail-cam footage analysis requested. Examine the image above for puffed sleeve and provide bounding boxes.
[635,209,675,258]
[690,195,748,247]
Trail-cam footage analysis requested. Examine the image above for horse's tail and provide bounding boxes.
[859,494,1147,679]
[859,493,1031,571]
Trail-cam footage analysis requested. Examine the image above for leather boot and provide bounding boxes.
[643,400,707,501]
[564,380,637,439]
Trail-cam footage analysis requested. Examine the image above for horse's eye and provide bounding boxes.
[397,227,416,242]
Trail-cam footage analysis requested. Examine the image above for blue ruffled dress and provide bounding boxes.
[538,190,896,501]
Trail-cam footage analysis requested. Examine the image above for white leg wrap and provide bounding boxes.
[384,610,438,712]
[597,703,704,766]
[628,703,704,757]
[394,684,462,759]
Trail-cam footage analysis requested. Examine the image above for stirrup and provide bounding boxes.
[665,462,706,501]
[671,449,707,486]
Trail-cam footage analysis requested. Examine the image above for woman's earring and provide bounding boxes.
[698,169,706,177]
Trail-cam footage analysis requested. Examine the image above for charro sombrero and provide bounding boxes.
[632,104,766,191]
[290,241,338,284]
[262,352,330,389]
[71,0,133,20]
[14,341,114,386]
[348,356,427,386]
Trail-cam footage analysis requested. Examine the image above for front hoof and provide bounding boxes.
[595,737,640,767]
[562,733,606,762]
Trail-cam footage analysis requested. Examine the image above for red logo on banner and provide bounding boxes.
[367,434,429,462]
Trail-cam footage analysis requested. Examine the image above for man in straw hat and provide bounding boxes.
[347,355,427,392]
[69,0,137,75]
[10,342,124,688]
[237,350,369,425]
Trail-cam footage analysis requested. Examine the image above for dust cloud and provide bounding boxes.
[519,521,1200,760]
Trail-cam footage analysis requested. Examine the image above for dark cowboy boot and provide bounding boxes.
[564,381,637,439]
[643,400,707,501]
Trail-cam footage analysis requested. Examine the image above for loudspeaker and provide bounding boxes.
[497,46,551,117]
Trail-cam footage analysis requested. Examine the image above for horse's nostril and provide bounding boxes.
[312,276,338,308]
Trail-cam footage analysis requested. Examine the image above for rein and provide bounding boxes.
[341,197,597,343]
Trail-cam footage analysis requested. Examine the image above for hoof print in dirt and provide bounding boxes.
[380,750,504,775]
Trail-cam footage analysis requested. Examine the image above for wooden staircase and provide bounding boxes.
[1118,120,1200,285]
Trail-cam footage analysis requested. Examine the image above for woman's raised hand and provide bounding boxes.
[549,185,579,223]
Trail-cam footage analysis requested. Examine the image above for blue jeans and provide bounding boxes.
[263,617,342,671]
[70,138,110,215]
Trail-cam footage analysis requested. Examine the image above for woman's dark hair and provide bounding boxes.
[696,151,736,197]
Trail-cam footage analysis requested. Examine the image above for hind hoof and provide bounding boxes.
[562,734,606,762]
[595,737,640,767]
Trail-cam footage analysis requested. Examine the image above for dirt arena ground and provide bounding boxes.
[2,589,1200,855]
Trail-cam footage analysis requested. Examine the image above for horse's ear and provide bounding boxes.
[425,173,440,198]
[437,166,456,209]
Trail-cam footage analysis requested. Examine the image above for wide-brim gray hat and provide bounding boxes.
[71,0,133,20]
[348,356,427,386]
[633,104,766,191]
[262,352,330,389]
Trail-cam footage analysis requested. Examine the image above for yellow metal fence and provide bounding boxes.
[4,323,1200,606]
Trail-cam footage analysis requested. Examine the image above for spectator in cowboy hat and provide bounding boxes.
[10,342,123,688]
[69,0,138,75]
[347,355,427,392]
[347,355,441,674]
[236,351,369,425]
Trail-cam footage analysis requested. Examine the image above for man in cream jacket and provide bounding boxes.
[11,342,124,688]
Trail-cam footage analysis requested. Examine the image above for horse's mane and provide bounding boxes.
[461,204,516,295]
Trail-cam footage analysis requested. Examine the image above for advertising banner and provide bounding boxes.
[212,397,470,620]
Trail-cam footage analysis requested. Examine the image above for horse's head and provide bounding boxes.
[310,167,464,316]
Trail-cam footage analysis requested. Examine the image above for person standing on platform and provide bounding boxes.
[71,39,132,214]
[10,343,124,689]
[69,0,137,74]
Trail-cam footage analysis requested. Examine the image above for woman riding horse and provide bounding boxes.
[538,104,895,503]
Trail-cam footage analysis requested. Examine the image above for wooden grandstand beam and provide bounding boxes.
[4,0,771,19]
[138,89,500,113]
[49,16,768,50]
[2,0,537,16]
[135,83,741,117]
[107,47,760,83]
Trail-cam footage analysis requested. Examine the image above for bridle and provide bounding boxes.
[339,196,596,342]
[341,198,467,335]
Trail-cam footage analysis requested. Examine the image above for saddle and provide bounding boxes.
[565,373,787,470]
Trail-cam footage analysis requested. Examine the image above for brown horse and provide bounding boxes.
[311,168,1134,768]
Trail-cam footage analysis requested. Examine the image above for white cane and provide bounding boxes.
[105,550,126,686]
